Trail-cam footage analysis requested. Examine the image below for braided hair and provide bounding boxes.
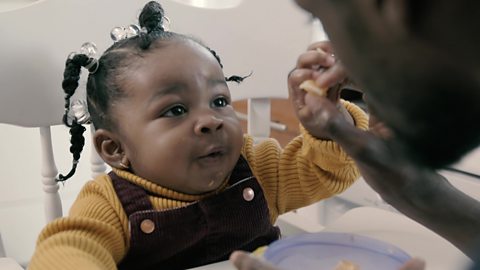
[58,1,248,182]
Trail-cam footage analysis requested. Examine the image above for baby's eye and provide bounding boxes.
[212,96,229,108]
[162,105,187,117]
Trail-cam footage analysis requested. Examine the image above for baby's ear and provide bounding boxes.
[93,129,125,168]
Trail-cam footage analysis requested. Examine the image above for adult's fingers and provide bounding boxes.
[307,40,334,53]
[288,68,313,111]
[314,62,347,89]
[296,49,335,69]
[230,251,279,270]
[399,258,426,270]
[288,69,314,90]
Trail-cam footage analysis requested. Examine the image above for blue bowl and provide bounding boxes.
[264,232,412,269]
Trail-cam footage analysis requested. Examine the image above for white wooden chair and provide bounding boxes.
[0,1,111,267]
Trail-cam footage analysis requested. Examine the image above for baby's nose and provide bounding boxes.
[194,115,224,135]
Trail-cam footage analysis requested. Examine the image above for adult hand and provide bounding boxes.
[288,41,353,140]
[230,251,279,270]
[399,258,426,270]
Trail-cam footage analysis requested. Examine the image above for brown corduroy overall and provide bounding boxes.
[110,156,280,270]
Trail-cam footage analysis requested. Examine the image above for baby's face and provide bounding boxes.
[111,39,244,194]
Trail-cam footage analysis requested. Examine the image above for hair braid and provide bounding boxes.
[57,121,86,182]
[139,1,165,32]
[138,1,165,49]
[57,53,93,182]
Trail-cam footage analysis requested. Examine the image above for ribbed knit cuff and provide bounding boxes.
[342,99,369,131]
[300,100,368,169]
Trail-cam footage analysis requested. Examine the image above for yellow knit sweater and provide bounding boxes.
[29,101,368,270]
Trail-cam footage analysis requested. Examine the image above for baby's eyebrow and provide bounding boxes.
[209,78,227,85]
[148,85,186,104]
[148,78,227,104]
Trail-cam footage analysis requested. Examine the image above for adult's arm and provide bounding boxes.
[326,116,480,259]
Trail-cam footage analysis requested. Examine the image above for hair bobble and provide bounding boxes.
[85,58,99,74]
[110,17,171,43]
[80,42,99,74]
[80,42,97,58]
[68,42,99,74]
[111,24,143,43]
[70,99,91,125]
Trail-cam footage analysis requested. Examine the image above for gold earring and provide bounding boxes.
[119,162,129,170]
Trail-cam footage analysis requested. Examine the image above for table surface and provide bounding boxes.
[0,258,24,270]
[323,207,472,270]
[1,207,473,270]
[190,207,472,270]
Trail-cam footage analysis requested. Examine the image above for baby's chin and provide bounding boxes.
[205,171,230,190]
[187,171,231,195]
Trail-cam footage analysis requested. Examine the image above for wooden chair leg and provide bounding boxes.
[39,127,62,223]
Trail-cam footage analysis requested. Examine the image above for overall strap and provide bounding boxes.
[109,171,154,217]
[228,155,254,185]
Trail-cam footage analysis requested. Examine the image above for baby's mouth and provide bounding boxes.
[206,151,222,158]
[199,150,224,159]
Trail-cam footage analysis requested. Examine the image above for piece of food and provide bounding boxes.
[299,80,328,97]
[334,260,360,270]
[252,245,267,256]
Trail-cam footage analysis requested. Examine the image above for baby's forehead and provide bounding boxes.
[148,36,204,51]
[122,39,212,68]
[105,36,202,60]
[104,36,224,95]
[120,41,223,82]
